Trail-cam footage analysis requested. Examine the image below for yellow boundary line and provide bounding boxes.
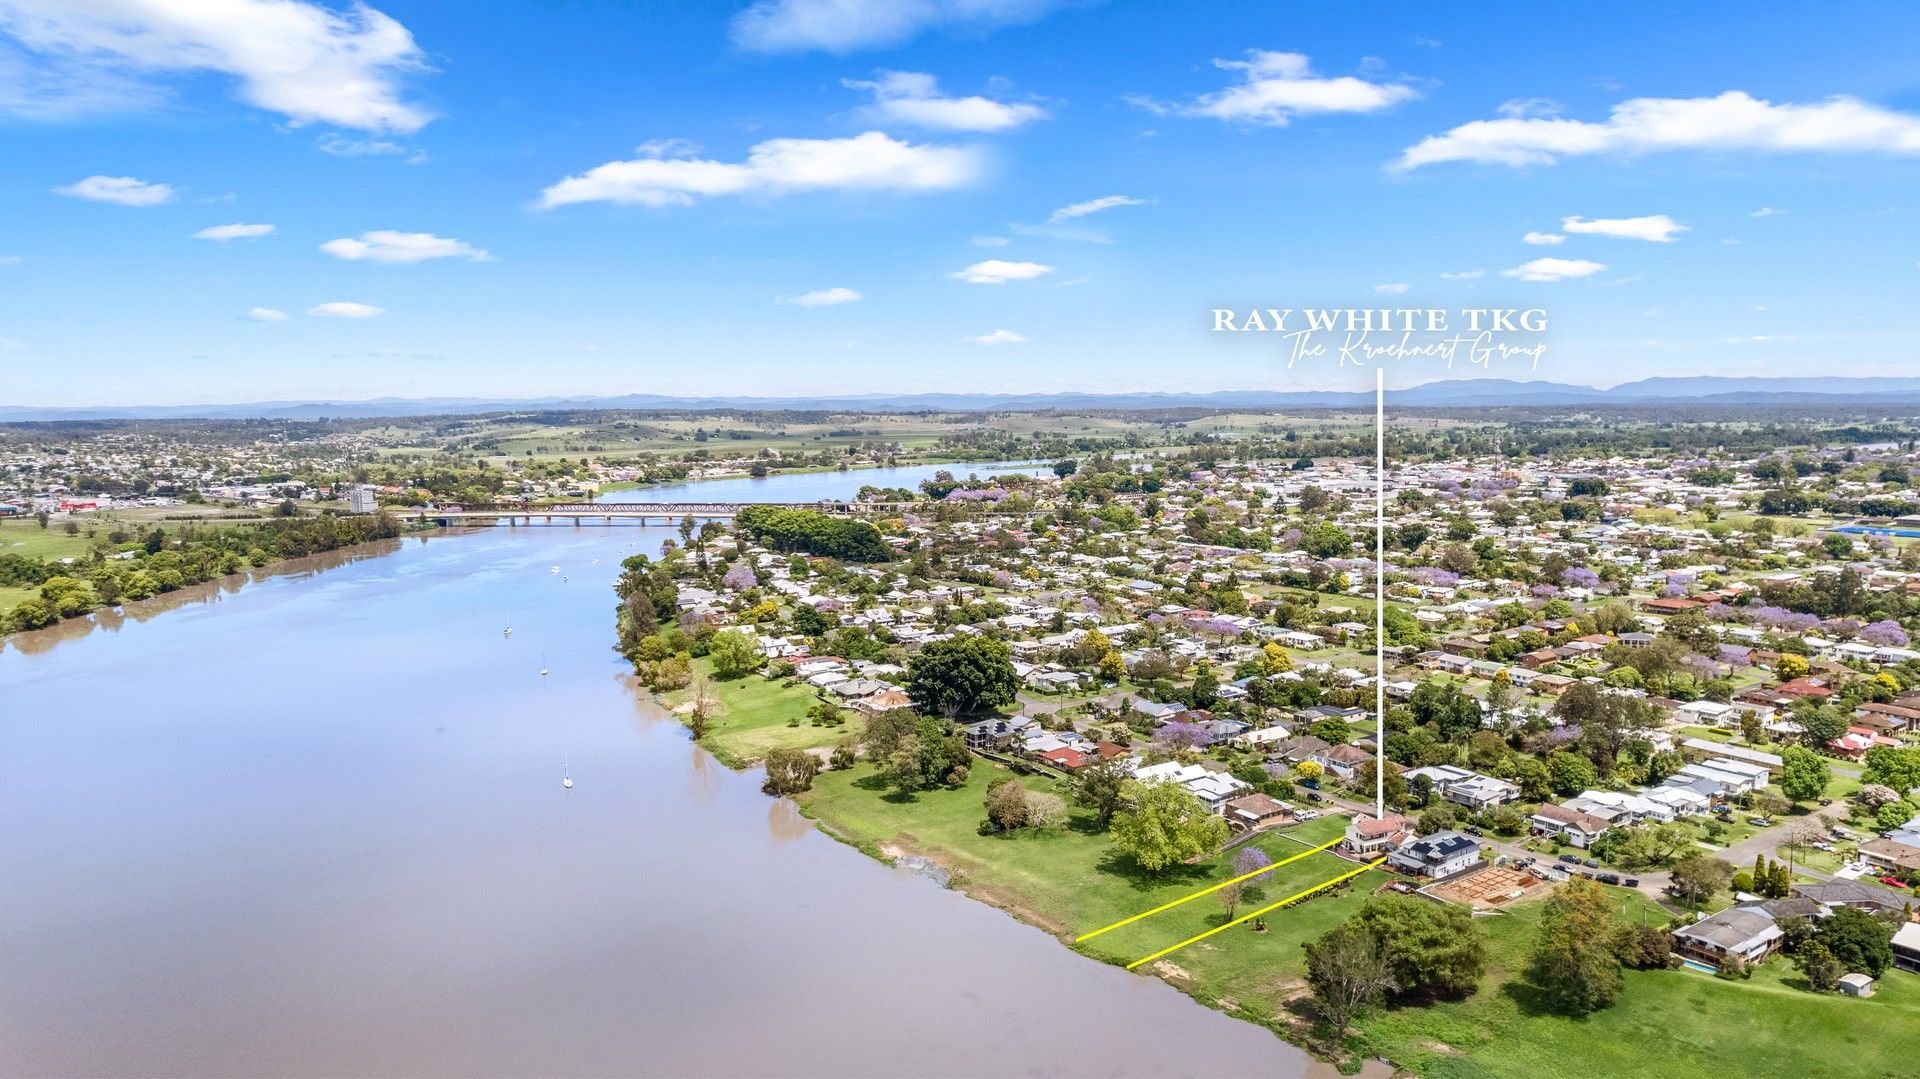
[1125,857,1386,971]
[1074,835,1346,944]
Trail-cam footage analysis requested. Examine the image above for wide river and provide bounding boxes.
[0,462,1311,1077]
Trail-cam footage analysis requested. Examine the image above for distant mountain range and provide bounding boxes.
[11,376,1920,421]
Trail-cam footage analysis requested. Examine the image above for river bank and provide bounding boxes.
[660,665,1920,1079]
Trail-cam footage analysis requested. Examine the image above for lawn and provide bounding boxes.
[1366,905,1920,1079]
[0,519,94,561]
[663,658,860,767]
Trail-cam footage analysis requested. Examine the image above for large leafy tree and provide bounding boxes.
[1068,758,1130,828]
[707,630,761,679]
[1525,878,1623,1015]
[1408,681,1481,743]
[1348,894,1486,1000]
[906,634,1020,718]
[1304,923,1396,1034]
[1668,855,1735,906]
[1778,746,1832,803]
[1109,781,1228,872]
[1817,907,1896,978]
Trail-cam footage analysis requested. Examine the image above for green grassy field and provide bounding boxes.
[795,756,1920,1077]
[664,658,859,766]
[1369,907,1919,1079]
[0,519,94,561]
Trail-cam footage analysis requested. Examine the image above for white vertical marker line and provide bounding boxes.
[1374,366,1385,821]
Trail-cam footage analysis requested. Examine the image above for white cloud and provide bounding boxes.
[1439,269,1484,280]
[970,234,1010,247]
[55,174,173,205]
[1396,90,1920,169]
[1522,231,1564,245]
[319,230,493,263]
[967,329,1027,345]
[730,0,1071,54]
[308,301,386,318]
[315,134,412,158]
[949,259,1051,284]
[1374,282,1410,294]
[1501,257,1607,282]
[1561,214,1687,242]
[193,222,275,241]
[1138,50,1418,127]
[247,306,288,321]
[1049,194,1148,222]
[538,131,982,209]
[780,286,863,307]
[1752,206,1784,217]
[0,0,432,132]
[843,70,1045,132]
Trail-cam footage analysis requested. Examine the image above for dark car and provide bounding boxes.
[1463,825,1484,837]
[1583,859,1600,868]
[1307,792,1323,802]
[1559,854,1580,864]
[1624,877,1640,888]
[1598,872,1621,885]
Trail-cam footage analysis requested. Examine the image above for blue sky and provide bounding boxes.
[4,0,1920,406]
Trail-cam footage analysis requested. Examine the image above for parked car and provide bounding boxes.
[1598,872,1621,885]
[1559,854,1581,865]
[1624,877,1640,888]
[1463,825,1484,837]
[1583,859,1600,868]
[1748,817,1773,827]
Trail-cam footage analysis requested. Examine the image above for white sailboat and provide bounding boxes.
[540,652,549,677]
[563,755,573,790]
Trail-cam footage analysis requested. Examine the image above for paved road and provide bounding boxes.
[1310,788,1860,905]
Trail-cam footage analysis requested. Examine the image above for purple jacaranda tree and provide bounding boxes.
[1231,846,1274,881]
[1861,620,1911,647]
[722,562,756,591]
[1154,722,1213,751]
[1532,584,1560,598]
[1561,567,1600,589]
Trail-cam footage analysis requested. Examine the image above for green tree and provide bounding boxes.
[1526,877,1624,1015]
[761,748,821,795]
[1546,751,1598,796]
[1778,746,1832,804]
[1793,703,1847,751]
[707,629,761,679]
[906,635,1020,718]
[1817,907,1896,978]
[1349,894,1486,999]
[1069,758,1129,828]
[1669,855,1736,906]
[1795,940,1843,993]
[1303,923,1396,1035]
[1302,521,1353,560]
[984,776,1030,831]
[1109,781,1229,872]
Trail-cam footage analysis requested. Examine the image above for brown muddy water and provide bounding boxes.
[0,517,1314,1077]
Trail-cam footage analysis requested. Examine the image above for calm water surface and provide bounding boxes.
[0,466,1308,1078]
